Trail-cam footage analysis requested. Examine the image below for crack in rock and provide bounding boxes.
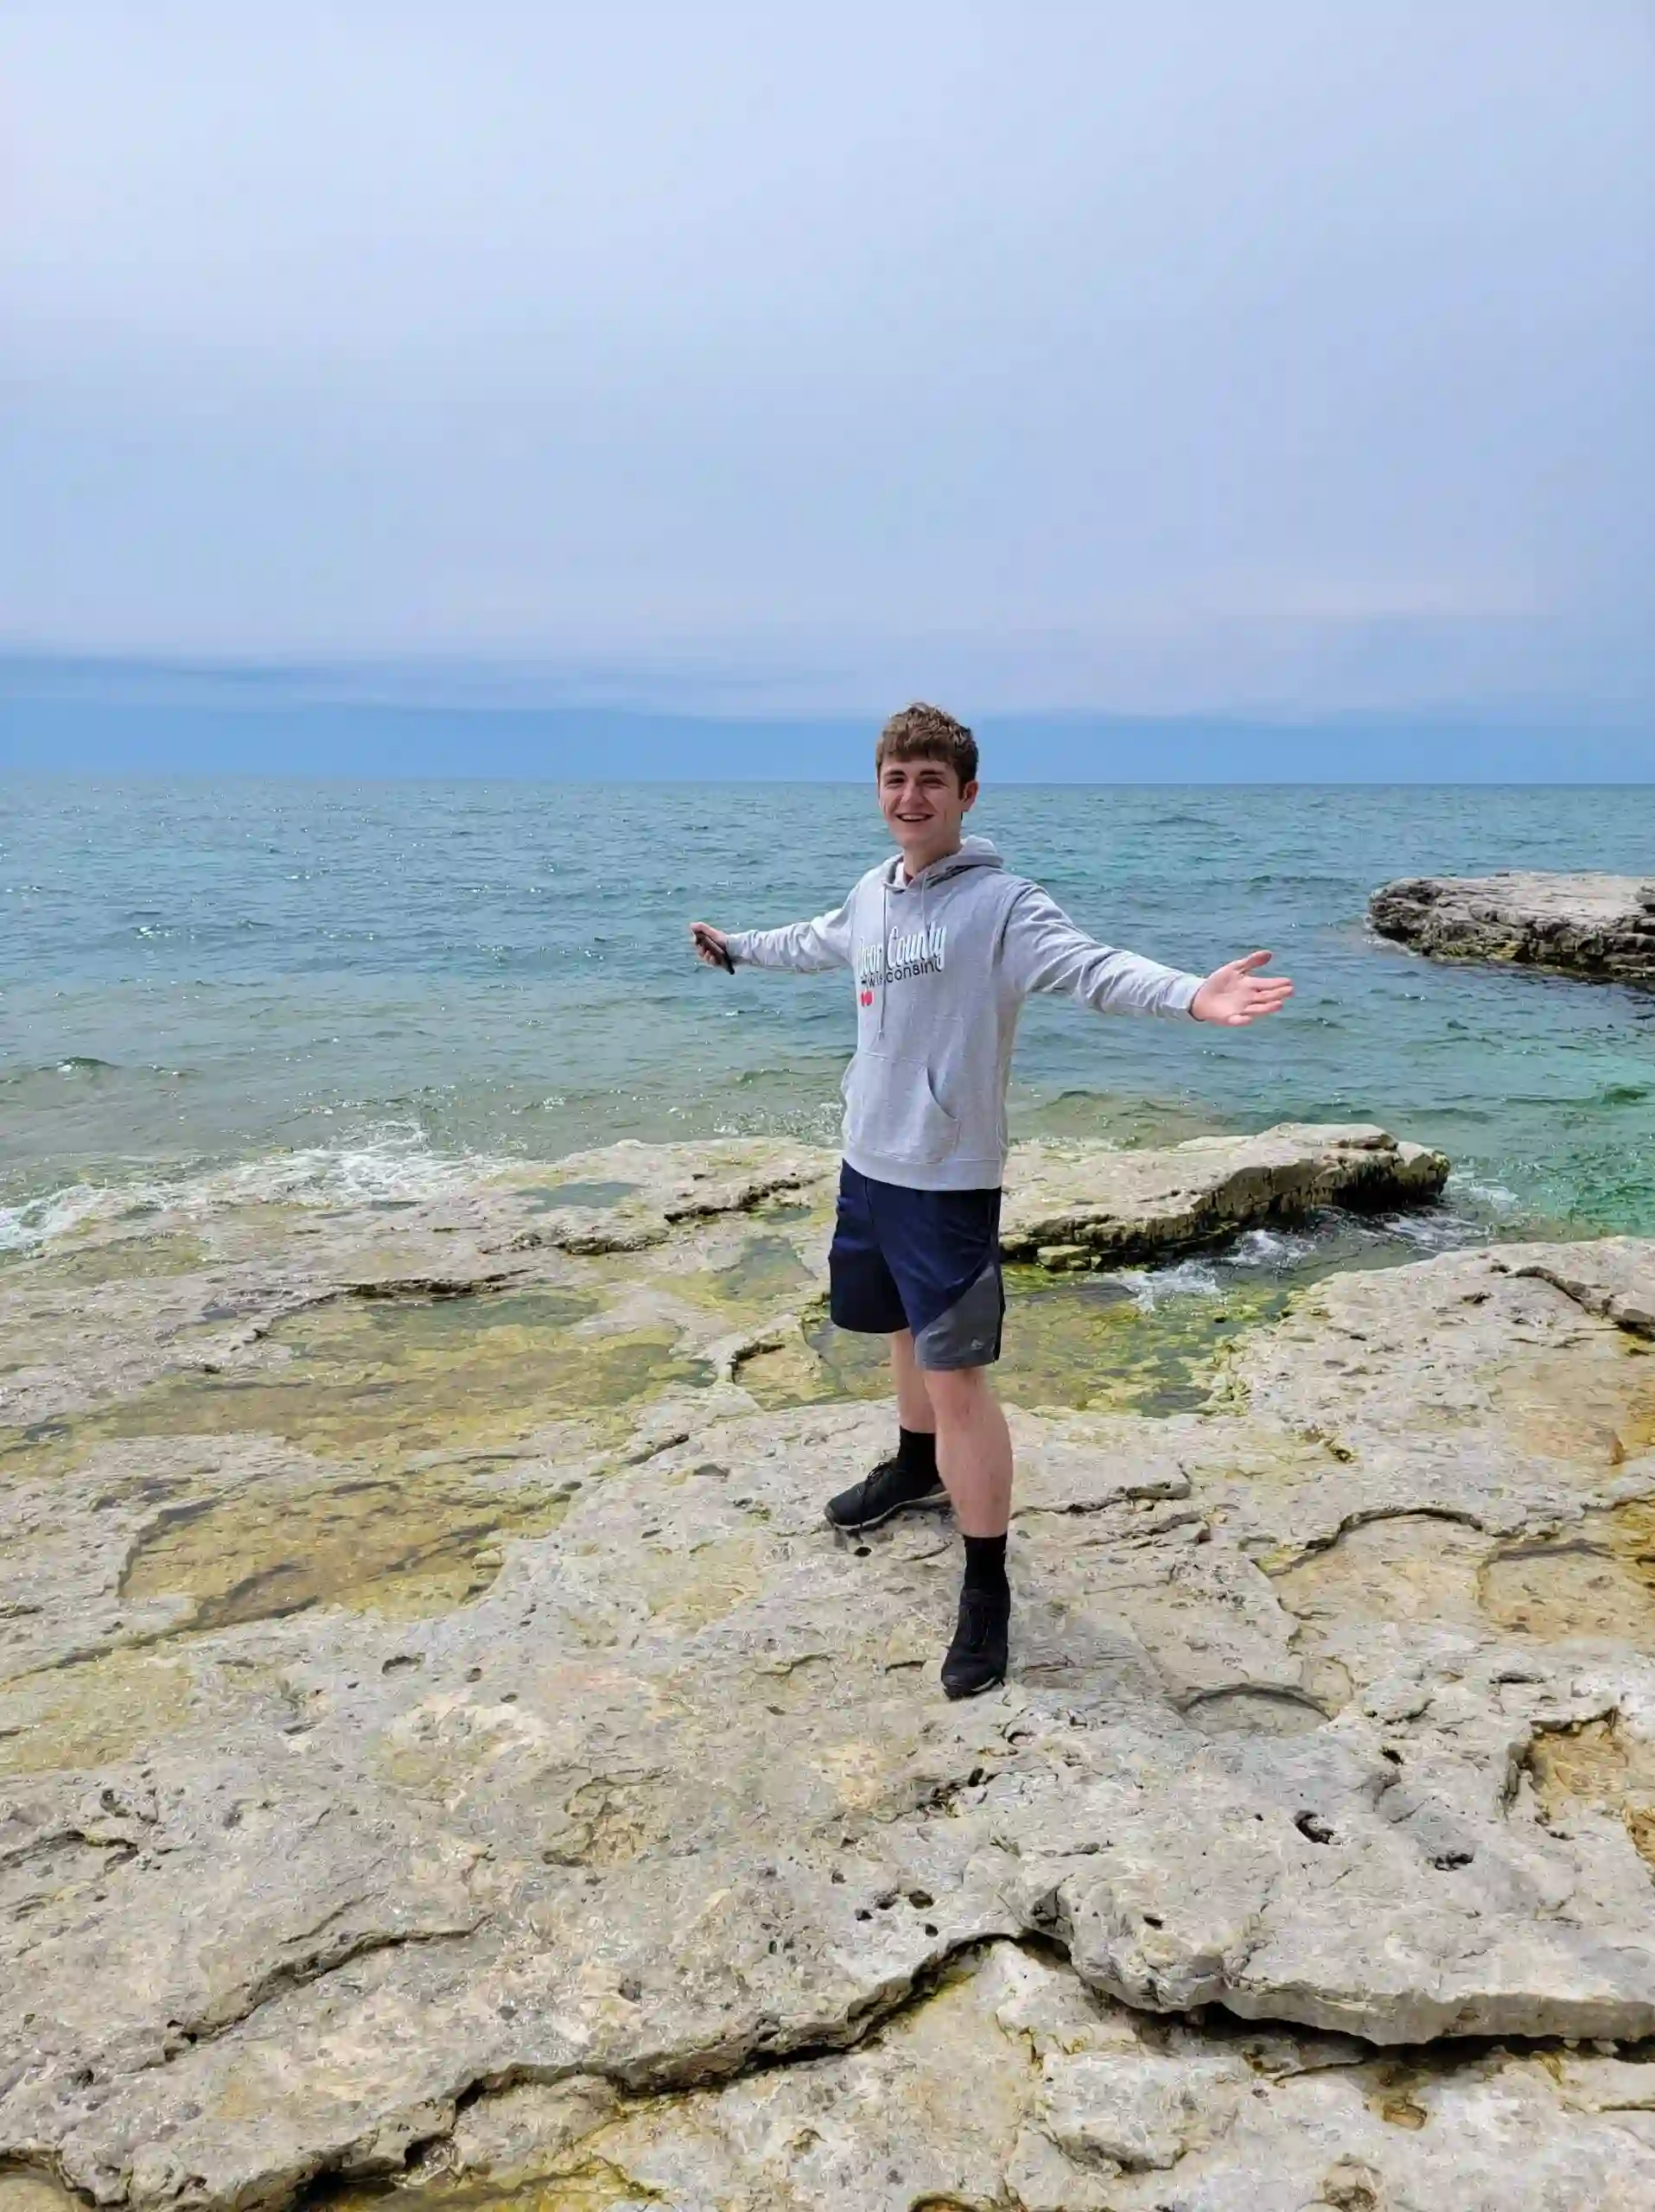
[6,1150,1655,2212]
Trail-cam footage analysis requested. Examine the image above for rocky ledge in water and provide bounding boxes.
[8,1138,1655,2210]
[1001,1122,1446,1268]
[1370,871,1655,984]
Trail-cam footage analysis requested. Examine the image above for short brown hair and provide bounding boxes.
[875,702,978,789]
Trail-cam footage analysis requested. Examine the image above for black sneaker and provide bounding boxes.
[824,1455,948,1534]
[940,1586,1009,1700]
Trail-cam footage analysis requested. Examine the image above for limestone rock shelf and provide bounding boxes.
[6,1136,1655,2212]
[1370,871,1655,983]
[0,1122,1449,1436]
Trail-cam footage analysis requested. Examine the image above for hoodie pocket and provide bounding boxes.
[842,1052,959,1165]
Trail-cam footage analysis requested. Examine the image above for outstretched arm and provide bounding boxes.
[1003,888,1295,1026]
[687,897,855,975]
[1000,886,1206,1017]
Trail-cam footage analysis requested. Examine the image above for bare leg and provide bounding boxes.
[889,1329,937,1435]
[824,1332,942,1530]
[921,1365,1012,1536]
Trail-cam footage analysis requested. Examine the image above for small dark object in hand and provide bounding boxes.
[695,925,735,974]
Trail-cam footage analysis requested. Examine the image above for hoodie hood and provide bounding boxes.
[878,834,1005,893]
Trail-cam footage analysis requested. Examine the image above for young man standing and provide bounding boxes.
[689,703,1291,1699]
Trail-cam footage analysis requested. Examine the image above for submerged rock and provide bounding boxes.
[1370,871,1655,982]
[7,1139,1655,2212]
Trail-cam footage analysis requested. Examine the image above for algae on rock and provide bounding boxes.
[8,1136,1655,2212]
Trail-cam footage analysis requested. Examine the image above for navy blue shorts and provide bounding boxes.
[828,1164,1005,1370]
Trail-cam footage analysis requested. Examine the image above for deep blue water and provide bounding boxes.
[4,779,1654,1245]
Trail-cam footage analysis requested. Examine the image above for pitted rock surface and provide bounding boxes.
[3,1141,1655,2212]
[404,1943,1655,2212]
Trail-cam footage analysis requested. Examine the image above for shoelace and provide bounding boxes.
[851,1460,897,1517]
[956,1592,998,1648]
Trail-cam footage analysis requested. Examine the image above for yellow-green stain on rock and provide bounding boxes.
[118,1468,576,1629]
[672,1233,819,1313]
[15,1233,212,1291]
[11,1290,716,1478]
[739,1270,1289,1417]
[0,1647,193,1777]
[3,1287,720,1632]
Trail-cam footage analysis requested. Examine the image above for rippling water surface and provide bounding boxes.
[4,777,1654,1244]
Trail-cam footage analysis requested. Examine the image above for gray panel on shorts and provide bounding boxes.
[913,1258,1004,1371]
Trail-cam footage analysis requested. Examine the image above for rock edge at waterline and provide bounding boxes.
[1001,1121,1447,1266]
[1370,871,1655,983]
[0,1123,1448,1431]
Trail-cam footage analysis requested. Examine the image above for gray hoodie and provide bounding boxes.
[723,836,1202,1192]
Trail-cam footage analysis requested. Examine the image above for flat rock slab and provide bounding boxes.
[7,1217,1655,2210]
[1370,871,1655,982]
[497,1121,1450,1269]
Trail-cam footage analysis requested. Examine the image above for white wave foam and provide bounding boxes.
[0,1181,138,1254]
[1375,1206,1483,1251]
[0,1124,509,1254]
[1444,1168,1521,1214]
[199,1125,493,1211]
[1225,1225,1315,1268]
[1118,1258,1225,1311]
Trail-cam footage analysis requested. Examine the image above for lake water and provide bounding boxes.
[4,778,1654,1249]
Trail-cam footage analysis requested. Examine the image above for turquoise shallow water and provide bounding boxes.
[3,778,1654,1244]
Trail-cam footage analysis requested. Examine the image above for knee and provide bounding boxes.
[923,1364,990,1420]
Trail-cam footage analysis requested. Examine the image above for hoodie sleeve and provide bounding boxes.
[723,897,855,973]
[1000,884,1202,1018]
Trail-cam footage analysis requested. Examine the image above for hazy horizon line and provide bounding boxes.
[8,771,1653,794]
[0,647,1647,733]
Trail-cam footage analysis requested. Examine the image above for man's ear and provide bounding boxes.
[960,779,979,812]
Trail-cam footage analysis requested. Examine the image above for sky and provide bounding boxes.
[2,3,1652,740]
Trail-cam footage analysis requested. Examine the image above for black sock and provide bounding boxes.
[894,1426,938,1485]
[962,1532,1009,1602]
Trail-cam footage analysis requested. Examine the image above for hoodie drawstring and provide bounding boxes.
[877,878,889,1039]
[872,837,998,1044]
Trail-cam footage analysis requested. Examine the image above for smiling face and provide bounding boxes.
[877,752,978,874]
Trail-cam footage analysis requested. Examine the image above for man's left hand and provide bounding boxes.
[1191,950,1295,1026]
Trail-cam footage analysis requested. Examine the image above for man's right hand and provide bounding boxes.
[689,922,735,972]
